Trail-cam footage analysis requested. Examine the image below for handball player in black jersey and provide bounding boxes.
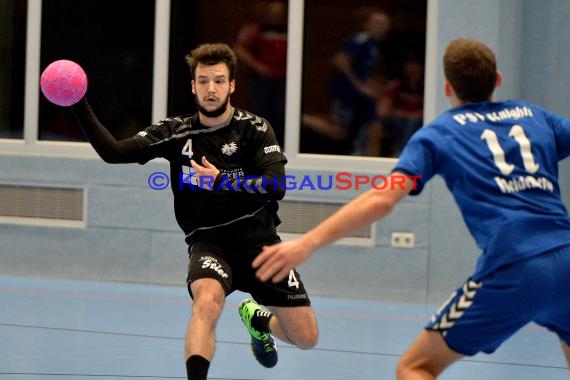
[71,43,318,380]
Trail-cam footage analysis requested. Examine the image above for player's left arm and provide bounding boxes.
[71,98,144,164]
[253,171,414,282]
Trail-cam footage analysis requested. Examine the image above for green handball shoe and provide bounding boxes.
[238,299,278,368]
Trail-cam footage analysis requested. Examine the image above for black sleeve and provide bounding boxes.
[70,97,145,164]
[213,160,286,200]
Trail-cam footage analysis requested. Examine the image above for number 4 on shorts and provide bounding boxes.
[288,270,299,289]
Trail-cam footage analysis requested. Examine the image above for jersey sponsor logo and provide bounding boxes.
[220,168,245,178]
[494,175,554,194]
[221,142,238,156]
[199,256,229,279]
[181,165,199,186]
[264,145,281,154]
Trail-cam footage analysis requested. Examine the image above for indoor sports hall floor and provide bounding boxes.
[0,276,567,380]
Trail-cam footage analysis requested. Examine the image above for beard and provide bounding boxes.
[195,93,230,118]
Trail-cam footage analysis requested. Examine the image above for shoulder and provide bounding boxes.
[502,99,548,115]
[151,115,190,130]
[420,111,457,134]
[135,115,191,141]
[233,108,271,134]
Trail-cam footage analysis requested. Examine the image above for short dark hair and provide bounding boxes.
[443,38,497,102]
[185,43,237,81]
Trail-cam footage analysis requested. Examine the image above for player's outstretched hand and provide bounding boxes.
[253,239,314,283]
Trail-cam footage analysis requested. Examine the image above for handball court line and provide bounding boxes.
[0,277,567,380]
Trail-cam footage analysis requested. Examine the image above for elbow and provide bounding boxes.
[370,195,397,219]
[98,142,139,164]
[101,157,121,164]
[99,152,126,164]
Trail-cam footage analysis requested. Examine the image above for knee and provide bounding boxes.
[395,355,437,380]
[192,290,224,318]
[396,357,425,380]
[395,358,410,380]
[293,325,319,349]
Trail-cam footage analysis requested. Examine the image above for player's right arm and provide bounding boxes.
[253,172,413,282]
[71,98,145,164]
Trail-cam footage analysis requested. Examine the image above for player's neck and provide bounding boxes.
[199,105,234,127]
[454,97,493,107]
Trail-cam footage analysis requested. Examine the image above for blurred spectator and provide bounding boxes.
[302,9,390,155]
[234,1,288,146]
[369,57,424,157]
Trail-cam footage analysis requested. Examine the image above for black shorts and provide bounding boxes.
[186,235,311,307]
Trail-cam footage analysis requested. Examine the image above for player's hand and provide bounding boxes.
[253,239,314,283]
[190,156,220,190]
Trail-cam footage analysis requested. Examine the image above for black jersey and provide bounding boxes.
[131,108,287,242]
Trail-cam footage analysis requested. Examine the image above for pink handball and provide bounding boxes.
[40,59,88,106]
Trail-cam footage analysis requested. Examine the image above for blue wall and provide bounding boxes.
[2,0,570,304]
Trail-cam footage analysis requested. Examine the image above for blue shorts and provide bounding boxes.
[427,244,570,356]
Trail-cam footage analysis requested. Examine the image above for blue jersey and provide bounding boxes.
[328,32,380,97]
[394,100,570,279]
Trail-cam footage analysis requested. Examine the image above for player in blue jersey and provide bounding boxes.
[253,38,570,378]
[303,10,390,155]
[330,10,390,155]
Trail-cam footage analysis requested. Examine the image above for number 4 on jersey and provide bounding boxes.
[182,139,193,159]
